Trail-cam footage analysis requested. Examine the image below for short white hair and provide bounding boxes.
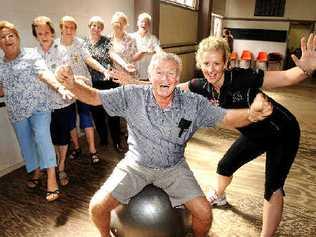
[138,12,152,23]
[88,16,104,30]
[148,52,182,79]
[111,11,128,26]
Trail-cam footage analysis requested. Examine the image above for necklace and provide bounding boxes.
[210,87,220,106]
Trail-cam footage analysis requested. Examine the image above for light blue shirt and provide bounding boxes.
[0,48,50,123]
[100,85,226,168]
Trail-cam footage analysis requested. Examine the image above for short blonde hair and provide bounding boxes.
[60,16,77,29]
[111,12,128,26]
[88,16,104,30]
[148,52,182,79]
[138,12,152,23]
[196,36,230,68]
[0,20,20,39]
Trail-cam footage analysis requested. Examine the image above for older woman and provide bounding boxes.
[130,12,161,81]
[109,12,139,151]
[57,16,110,163]
[32,16,75,186]
[110,11,138,74]
[83,16,121,152]
[180,35,316,236]
[0,21,70,201]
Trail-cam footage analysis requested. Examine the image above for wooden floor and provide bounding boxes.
[0,81,316,237]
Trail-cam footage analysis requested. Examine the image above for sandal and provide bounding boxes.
[90,152,100,164]
[46,189,60,202]
[69,148,81,159]
[58,171,69,186]
[27,179,41,189]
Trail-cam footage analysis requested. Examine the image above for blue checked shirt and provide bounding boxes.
[100,85,226,168]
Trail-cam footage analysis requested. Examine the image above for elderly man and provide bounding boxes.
[55,52,272,237]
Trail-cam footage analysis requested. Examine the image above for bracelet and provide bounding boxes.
[298,66,313,77]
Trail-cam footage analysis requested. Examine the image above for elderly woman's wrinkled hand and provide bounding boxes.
[57,86,75,100]
[55,65,75,89]
[291,33,316,76]
[110,68,136,85]
[248,93,273,123]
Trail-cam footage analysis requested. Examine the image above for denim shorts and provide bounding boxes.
[96,157,205,207]
[70,100,94,130]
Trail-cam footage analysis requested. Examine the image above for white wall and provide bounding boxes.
[234,39,286,62]
[0,0,135,48]
[0,97,24,177]
[226,20,290,60]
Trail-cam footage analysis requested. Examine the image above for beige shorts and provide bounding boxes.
[98,157,205,207]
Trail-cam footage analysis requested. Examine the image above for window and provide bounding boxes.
[162,0,199,10]
[210,13,223,37]
[254,0,286,17]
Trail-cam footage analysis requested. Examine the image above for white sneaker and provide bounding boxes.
[207,191,227,206]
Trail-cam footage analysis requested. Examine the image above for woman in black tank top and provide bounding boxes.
[179,34,316,236]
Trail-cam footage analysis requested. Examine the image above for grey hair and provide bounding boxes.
[88,16,105,30]
[138,12,152,23]
[148,52,182,79]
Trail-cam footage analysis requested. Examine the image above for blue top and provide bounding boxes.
[100,85,226,168]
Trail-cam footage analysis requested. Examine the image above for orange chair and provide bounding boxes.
[257,51,268,62]
[230,51,238,60]
[241,50,252,61]
[240,50,252,69]
[229,51,238,68]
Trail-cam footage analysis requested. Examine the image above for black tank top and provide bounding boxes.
[188,68,298,141]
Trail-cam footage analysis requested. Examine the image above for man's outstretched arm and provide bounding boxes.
[219,93,273,129]
[55,65,102,106]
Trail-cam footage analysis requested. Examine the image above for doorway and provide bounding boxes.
[285,22,314,69]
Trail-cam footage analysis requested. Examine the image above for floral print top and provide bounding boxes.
[56,37,92,83]
[110,32,137,71]
[83,35,112,82]
[35,41,74,109]
[0,48,51,123]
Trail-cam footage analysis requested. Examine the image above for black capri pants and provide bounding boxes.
[216,119,300,201]
[50,103,75,145]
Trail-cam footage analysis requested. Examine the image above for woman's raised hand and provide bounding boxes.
[291,33,316,76]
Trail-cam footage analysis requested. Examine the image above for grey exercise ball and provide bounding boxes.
[110,184,192,237]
